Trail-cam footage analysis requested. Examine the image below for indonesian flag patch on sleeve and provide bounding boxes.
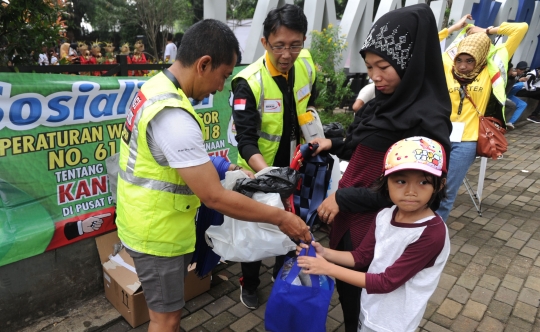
[234,99,247,111]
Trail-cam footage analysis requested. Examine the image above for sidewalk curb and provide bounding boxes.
[19,295,121,332]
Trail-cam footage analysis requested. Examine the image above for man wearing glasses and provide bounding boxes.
[231,4,318,310]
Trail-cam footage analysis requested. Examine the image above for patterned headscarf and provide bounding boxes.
[360,22,412,78]
[452,32,491,84]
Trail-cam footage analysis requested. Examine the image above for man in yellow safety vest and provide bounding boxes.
[116,19,310,332]
[232,4,318,310]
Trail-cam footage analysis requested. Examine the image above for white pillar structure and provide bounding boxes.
[303,0,337,48]
[203,0,227,22]
[242,0,293,64]
[494,0,520,26]
[446,0,481,44]
[430,0,448,29]
[374,0,402,22]
[340,0,375,73]
[512,1,540,66]
[207,0,537,73]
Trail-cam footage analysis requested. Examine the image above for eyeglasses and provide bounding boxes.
[267,41,303,54]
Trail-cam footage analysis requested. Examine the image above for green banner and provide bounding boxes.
[0,69,244,267]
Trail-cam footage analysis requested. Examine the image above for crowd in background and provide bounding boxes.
[4,34,182,76]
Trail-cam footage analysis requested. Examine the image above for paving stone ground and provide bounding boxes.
[20,119,540,332]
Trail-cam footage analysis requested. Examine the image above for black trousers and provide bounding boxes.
[335,230,362,332]
[516,89,540,116]
[240,251,296,292]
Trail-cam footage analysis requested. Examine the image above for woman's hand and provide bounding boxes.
[317,192,339,224]
[309,138,332,156]
[297,252,332,275]
[448,14,472,34]
[466,25,486,35]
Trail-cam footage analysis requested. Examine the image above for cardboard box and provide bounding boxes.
[95,231,211,328]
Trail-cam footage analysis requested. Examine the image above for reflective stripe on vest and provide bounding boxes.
[118,168,194,195]
[301,57,313,91]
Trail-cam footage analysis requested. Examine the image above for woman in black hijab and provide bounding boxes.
[310,4,452,331]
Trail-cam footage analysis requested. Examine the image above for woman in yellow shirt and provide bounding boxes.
[436,15,527,221]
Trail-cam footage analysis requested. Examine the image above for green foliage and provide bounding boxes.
[0,0,67,66]
[65,0,192,59]
[309,23,353,113]
[228,0,256,21]
[318,110,354,131]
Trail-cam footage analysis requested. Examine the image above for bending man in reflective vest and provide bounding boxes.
[115,19,310,332]
[231,4,318,310]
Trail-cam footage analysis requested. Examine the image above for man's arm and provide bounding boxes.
[176,163,310,241]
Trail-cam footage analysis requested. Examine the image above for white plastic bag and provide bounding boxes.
[205,170,297,262]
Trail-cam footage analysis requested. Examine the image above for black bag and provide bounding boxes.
[233,167,299,200]
[323,122,345,138]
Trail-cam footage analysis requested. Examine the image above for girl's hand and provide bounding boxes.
[310,241,326,256]
[297,254,332,275]
[309,138,332,156]
[317,192,339,224]
[296,242,309,256]
[295,241,325,257]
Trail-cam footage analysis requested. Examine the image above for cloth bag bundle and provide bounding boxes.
[265,244,335,332]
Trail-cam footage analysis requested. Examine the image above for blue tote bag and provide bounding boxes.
[265,245,335,332]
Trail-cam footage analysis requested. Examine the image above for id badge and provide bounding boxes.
[290,139,297,162]
[450,122,465,142]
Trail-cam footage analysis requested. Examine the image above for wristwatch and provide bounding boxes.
[486,26,494,35]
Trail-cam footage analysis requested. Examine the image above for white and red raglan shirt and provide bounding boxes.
[351,205,450,332]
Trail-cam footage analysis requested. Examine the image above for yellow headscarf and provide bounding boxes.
[452,32,491,83]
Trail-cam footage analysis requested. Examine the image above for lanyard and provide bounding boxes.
[458,85,481,117]
[163,69,181,90]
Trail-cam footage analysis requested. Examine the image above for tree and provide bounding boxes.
[65,0,92,40]
[0,0,68,66]
[228,0,257,30]
[134,0,193,61]
[81,0,143,50]
[309,23,352,112]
